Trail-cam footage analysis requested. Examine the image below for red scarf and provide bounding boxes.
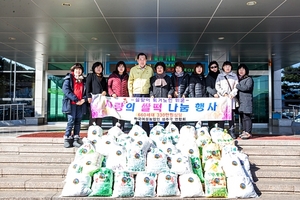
[71,75,83,104]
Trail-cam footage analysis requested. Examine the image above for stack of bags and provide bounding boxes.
[60,121,258,198]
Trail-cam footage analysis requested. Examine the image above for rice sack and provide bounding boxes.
[67,152,102,176]
[126,143,147,172]
[178,125,197,144]
[157,171,180,197]
[221,150,247,178]
[134,172,157,197]
[105,144,127,171]
[227,176,258,198]
[107,123,124,139]
[89,167,114,197]
[156,136,178,157]
[112,171,135,197]
[128,124,147,138]
[190,156,204,183]
[146,147,169,174]
[149,123,166,146]
[204,158,227,198]
[170,152,193,175]
[87,122,103,145]
[210,126,234,147]
[117,133,133,147]
[176,139,200,158]
[179,173,204,197]
[94,134,118,156]
[202,142,221,168]
[74,138,97,161]
[236,151,254,182]
[61,173,92,197]
[164,121,180,145]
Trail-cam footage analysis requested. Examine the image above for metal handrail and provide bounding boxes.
[288,104,300,120]
[0,103,26,121]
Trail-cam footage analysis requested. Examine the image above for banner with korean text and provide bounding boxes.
[90,94,233,122]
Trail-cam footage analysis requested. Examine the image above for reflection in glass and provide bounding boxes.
[0,73,14,98]
[15,73,35,98]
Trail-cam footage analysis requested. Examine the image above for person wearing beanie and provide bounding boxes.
[205,61,224,130]
[86,61,108,126]
[149,61,174,128]
[62,63,87,148]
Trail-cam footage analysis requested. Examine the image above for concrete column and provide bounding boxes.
[272,59,282,112]
[33,61,46,123]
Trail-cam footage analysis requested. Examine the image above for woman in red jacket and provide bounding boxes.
[107,61,129,130]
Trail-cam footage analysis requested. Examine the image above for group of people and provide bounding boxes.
[61,52,254,148]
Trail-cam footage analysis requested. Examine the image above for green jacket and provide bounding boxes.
[128,65,154,96]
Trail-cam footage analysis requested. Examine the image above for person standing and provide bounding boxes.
[150,61,174,128]
[86,61,107,126]
[188,62,206,126]
[215,61,239,139]
[128,53,154,135]
[171,61,189,99]
[62,63,86,148]
[170,61,189,130]
[107,61,129,130]
[236,64,254,139]
[206,61,224,129]
[189,62,206,98]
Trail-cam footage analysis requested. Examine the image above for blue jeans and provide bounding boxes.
[65,104,83,137]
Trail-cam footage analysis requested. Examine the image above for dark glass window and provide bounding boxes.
[0,73,14,98]
[15,73,35,98]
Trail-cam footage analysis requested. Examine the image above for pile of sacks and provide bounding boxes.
[61,121,258,198]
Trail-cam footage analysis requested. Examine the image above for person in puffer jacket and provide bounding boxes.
[189,62,206,98]
[62,63,87,148]
[150,61,174,128]
[108,61,129,130]
[236,64,254,140]
[188,62,206,126]
[171,61,189,130]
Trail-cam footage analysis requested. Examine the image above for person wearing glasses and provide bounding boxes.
[205,61,224,130]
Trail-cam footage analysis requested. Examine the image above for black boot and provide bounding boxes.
[73,135,83,148]
[229,126,237,139]
[64,136,74,148]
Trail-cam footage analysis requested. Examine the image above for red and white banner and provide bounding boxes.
[90,94,233,122]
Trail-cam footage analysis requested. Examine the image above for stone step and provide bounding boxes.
[237,139,300,146]
[249,155,300,167]
[0,137,63,145]
[0,154,74,164]
[0,145,76,155]
[240,146,300,156]
[0,177,64,191]
[255,178,300,193]
[0,163,69,178]
[252,166,300,179]
[0,190,299,200]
